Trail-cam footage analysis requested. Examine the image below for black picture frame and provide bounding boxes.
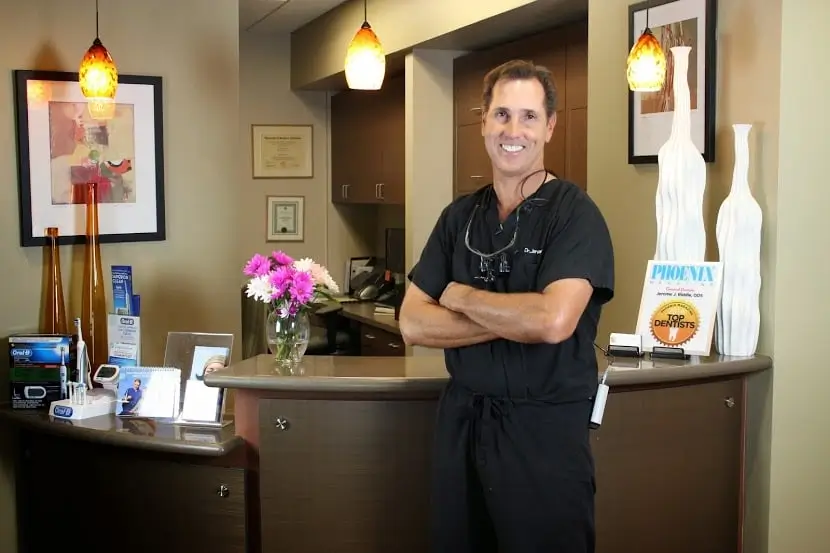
[627,0,718,165]
[12,69,166,247]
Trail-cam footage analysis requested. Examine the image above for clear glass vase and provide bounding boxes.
[266,310,310,369]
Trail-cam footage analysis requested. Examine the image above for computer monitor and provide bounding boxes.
[385,227,405,275]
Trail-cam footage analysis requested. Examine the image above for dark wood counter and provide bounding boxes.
[1,407,249,553]
[338,302,400,334]
[202,352,770,553]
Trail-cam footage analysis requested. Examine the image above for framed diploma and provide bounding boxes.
[251,124,313,178]
[266,195,304,242]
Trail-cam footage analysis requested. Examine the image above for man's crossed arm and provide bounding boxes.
[398,279,593,348]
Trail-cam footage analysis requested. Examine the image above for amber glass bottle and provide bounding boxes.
[42,227,68,334]
[81,182,109,384]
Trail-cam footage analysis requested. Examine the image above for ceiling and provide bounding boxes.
[239,0,349,33]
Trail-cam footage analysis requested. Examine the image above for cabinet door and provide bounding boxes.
[377,76,406,205]
[18,435,247,553]
[331,90,360,203]
[455,122,492,197]
[259,398,436,553]
[592,378,744,553]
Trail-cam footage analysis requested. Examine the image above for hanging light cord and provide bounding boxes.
[95,0,100,38]
[363,0,368,23]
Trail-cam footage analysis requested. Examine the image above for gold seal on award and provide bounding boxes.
[649,299,699,347]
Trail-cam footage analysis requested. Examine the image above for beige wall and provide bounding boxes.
[238,32,329,266]
[590,0,830,552]
[0,0,241,551]
[767,1,830,551]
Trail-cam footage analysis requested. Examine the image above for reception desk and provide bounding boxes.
[2,352,771,553]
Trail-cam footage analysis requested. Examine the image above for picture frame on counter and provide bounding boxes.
[251,124,314,179]
[266,195,304,242]
[12,69,166,247]
[627,0,718,164]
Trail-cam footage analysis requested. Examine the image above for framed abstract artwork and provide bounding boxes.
[12,70,166,246]
[266,195,304,242]
[627,0,718,164]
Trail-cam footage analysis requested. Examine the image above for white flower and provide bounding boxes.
[293,257,314,273]
[293,257,340,294]
[245,275,274,303]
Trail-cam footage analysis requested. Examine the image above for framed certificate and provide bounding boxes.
[266,195,304,242]
[251,124,313,178]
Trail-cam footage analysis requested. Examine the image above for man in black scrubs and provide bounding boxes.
[399,59,615,553]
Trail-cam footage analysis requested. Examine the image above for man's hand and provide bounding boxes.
[438,282,476,313]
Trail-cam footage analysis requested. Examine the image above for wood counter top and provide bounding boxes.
[338,302,400,334]
[0,407,242,456]
[204,351,772,393]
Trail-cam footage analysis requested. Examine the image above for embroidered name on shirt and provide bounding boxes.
[523,247,542,255]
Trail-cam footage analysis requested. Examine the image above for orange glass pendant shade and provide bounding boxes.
[79,37,118,118]
[344,22,386,90]
[627,29,667,92]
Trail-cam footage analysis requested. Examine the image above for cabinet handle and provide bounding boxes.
[275,417,291,430]
[469,107,482,112]
[724,397,735,408]
[344,184,350,199]
[217,484,230,498]
[387,342,400,348]
[470,175,484,179]
[364,333,376,340]
[378,183,384,199]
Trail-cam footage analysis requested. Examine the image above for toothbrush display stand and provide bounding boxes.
[50,389,118,420]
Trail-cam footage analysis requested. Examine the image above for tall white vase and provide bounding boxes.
[715,124,762,356]
[654,46,707,262]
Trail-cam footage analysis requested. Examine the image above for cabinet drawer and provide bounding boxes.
[20,435,247,553]
[360,324,404,356]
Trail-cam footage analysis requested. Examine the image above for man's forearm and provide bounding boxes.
[456,289,553,343]
[399,302,498,348]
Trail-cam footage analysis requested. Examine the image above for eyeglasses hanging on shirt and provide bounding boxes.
[463,170,552,283]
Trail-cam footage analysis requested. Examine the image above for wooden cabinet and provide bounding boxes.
[17,434,248,553]
[258,398,435,552]
[453,21,589,197]
[331,75,405,205]
[593,378,744,553]
[359,324,405,356]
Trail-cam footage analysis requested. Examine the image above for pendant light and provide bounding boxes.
[344,0,385,90]
[626,5,666,92]
[79,0,118,119]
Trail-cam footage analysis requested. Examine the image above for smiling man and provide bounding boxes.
[400,60,615,553]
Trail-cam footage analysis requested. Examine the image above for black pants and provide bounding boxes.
[430,381,596,553]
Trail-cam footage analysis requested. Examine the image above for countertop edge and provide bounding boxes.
[0,411,243,457]
[339,304,401,335]
[205,355,772,393]
[605,355,772,387]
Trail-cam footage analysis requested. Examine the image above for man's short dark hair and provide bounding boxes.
[481,59,559,120]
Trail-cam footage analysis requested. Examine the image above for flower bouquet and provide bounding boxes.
[243,251,340,367]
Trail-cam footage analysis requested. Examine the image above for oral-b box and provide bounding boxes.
[8,334,74,409]
[112,265,134,315]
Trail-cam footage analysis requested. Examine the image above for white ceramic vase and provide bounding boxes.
[715,124,762,356]
[654,46,707,262]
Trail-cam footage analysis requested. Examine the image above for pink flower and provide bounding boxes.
[243,254,271,277]
[290,270,314,304]
[271,251,293,266]
[269,265,295,298]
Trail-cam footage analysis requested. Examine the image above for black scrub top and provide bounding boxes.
[408,178,615,403]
